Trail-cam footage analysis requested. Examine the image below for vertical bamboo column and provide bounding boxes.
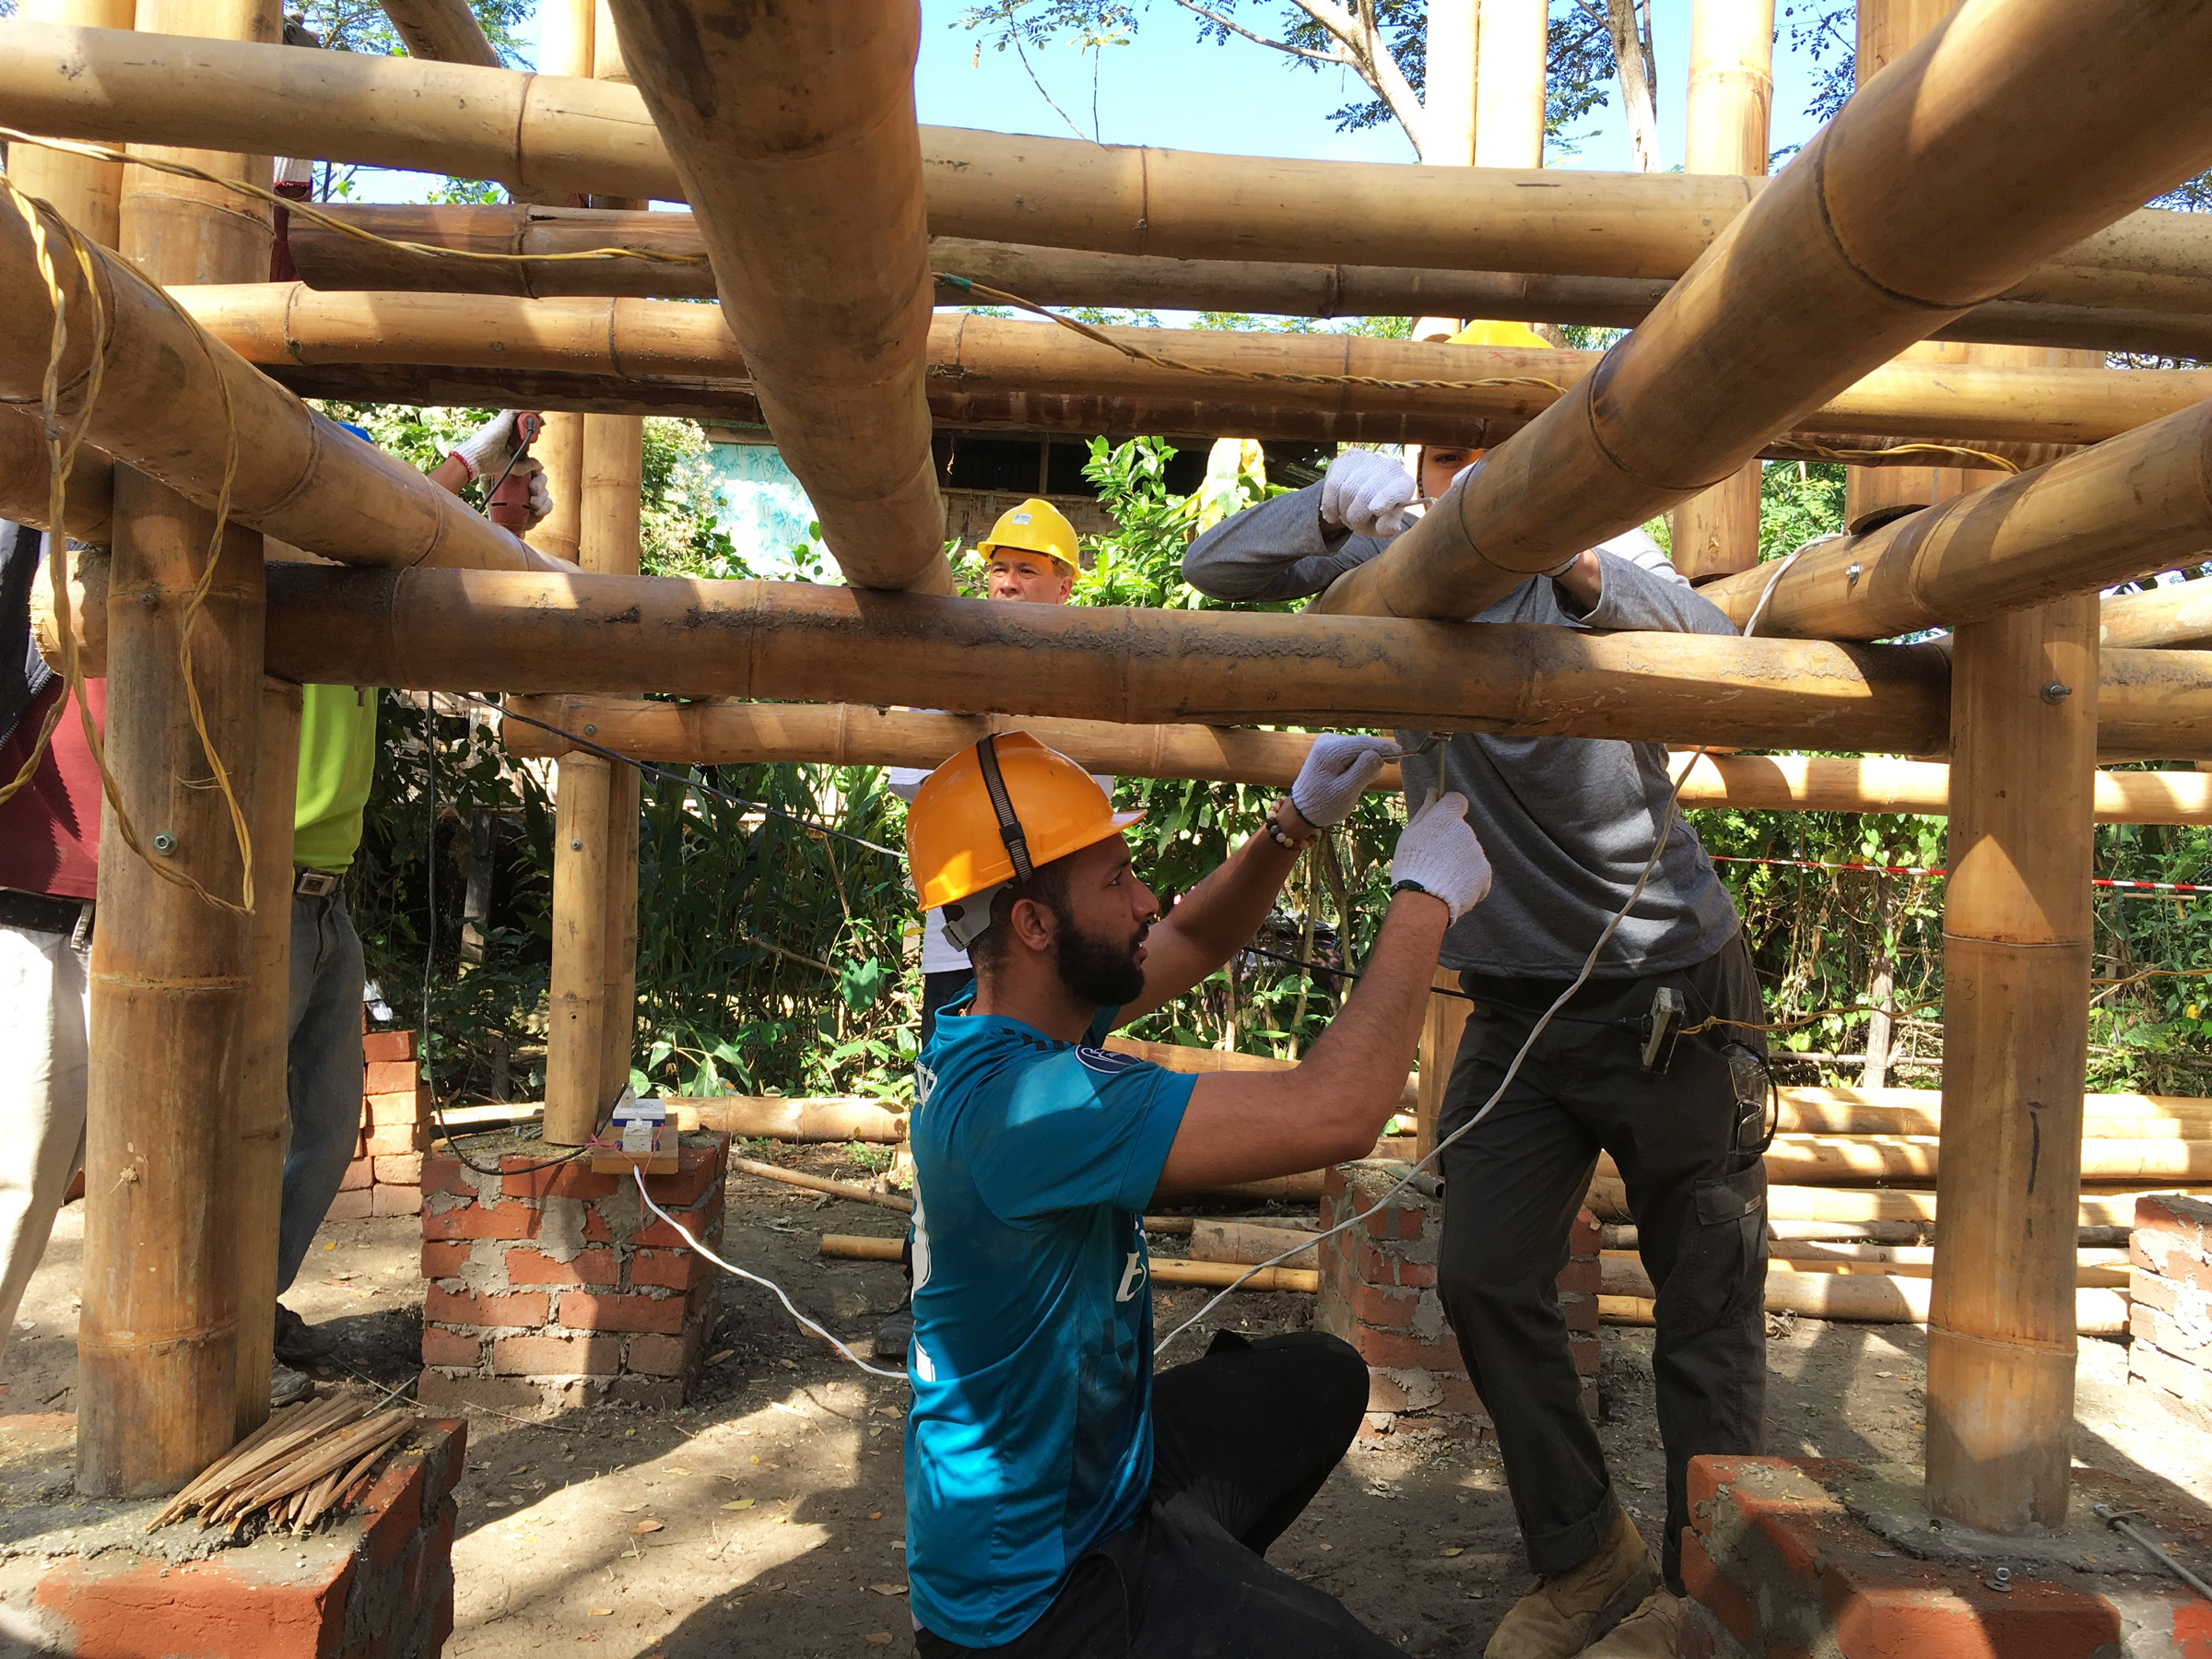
[544,754,611,1145]
[520,0,595,551]
[582,411,641,1109]
[1665,0,1772,580]
[1414,968,1474,1161]
[1926,594,2097,1532]
[7,0,136,247]
[234,676,300,1437]
[1472,0,1547,168]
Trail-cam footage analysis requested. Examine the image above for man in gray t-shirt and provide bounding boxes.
[1185,453,1769,1659]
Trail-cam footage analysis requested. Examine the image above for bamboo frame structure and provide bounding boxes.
[170,285,2210,454]
[1310,0,2212,622]
[6,0,136,250]
[373,0,499,67]
[1926,594,2099,1533]
[600,0,949,594]
[13,21,2212,305]
[494,698,2212,825]
[0,199,563,574]
[2101,581,2212,653]
[1700,396,2212,641]
[276,207,2212,361]
[1667,0,1772,581]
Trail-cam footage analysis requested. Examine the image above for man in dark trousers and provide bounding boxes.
[900,730,1492,1655]
[1185,444,1771,1659]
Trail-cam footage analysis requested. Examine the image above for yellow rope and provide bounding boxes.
[1767,438,2024,474]
[0,171,252,912]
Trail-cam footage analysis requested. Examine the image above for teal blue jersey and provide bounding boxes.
[903,992,1196,1646]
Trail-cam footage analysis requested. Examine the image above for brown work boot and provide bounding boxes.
[1483,1503,1662,1659]
[1579,1589,1683,1657]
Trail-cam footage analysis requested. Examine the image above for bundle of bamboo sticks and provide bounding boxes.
[149,1395,420,1538]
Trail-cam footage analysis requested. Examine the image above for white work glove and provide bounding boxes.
[1389,791,1492,922]
[1288,734,1400,829]
[451,409,531,482]
[516,456,552,530]
[1319,449,1418,541]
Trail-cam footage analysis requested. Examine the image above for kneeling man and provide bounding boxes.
[901,731,1491,1655]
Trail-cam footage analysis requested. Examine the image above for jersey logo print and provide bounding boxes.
[1114,1252,1146,1303]
[915,1061,937,1109]
[1076,1046,1141,1076]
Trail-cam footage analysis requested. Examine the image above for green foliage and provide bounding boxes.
[1758,458,1849,559]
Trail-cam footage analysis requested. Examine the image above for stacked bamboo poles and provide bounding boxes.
[1311,0,2212,623]
[494,697,2212,827]
[2102,582,2212,653]
[374,0,499,67]
[0,200,561,574]
[1700,396,2212,641]
[260,565,1966,755]
[171,286,2212,454]
[1666,0,1771,581]
[150,1396,420,1536]
[600,0,948,594]
[16,22,2212,304]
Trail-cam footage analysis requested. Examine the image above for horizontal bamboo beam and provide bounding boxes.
[1703,397,2212,640]
[1312,0,2212,622]
[175,285,2205,453]
[261,564,1957,753]
[283,206,2212,361]
[819,1230,1318,1293]
[9,23,2212,305]
[1602,1135,2212,1186]
[375,0,499,67]
[2102,581,2212,652]
[0,195,560,572]
[1586,1177,2180,1230]
[1597,1279,2126,1335]
[0,403,112,542]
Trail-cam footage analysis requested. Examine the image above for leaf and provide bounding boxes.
[867,1583,909,1596]
[721,1498,755,1510]
[630,1519,664,1534]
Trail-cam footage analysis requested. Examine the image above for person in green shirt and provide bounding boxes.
[273,413,553,1386]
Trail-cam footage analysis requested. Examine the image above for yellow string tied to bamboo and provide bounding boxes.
[0,165,253,912]
[1766,438,2025,474]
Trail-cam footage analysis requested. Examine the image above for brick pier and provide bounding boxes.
[2129,1192,2212,1428]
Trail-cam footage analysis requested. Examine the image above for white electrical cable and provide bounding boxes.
[630,1165,907,1382]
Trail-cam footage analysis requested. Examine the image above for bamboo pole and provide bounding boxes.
[601,0,947,594]
[1598,1135,2212,1185]
[273,206,2212,360]
[260,566,1959,754]
[1597,1283,2126,1336]
[1189,1219,1320,1273]
[0,407,115,543]
[375,0,498,67]
[730,1156,912,1214]
[6,0,136,248]
[819,1231,1318,1293]
[233,675,299,1438]
[1474,0,1547,170]
[686,1096,906,1144]
[1666,0,1772,582]
[1926,591,2098,1534]
[0,200,562,574]
[1310,0,2212,622]
[2101,582,2212,653]
[1700,397,2212,641]
[524,414,584,566]
[173,286,2210,454]
[581,411,640,1108]
[543,753,608,1147]
[1417,969,1472,1160]
[493,699,2212,826]
[16,22,2212,310]
[1584,1177,2171,1231]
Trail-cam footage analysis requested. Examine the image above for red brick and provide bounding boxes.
[1437,1372,1489,1420]
[33,1552,357,1656]
[374,1153,424,1186]
[626,1330,699,1377]
[365,1121,429,1157]
[638,1199,724,1250]
[421,1326,482,1369]
[628,1248,700,1291]
[1334,1236,1436,1289]
[419,1156,473,1197]
[370,1184,423,1218]
[1554,1256,1601,1297]
[363,1059,419,1096]
[504,1246,618,1287]
[1361,1201,1427,1244]
[1569,1206,1602,1260]
[501,1159,618,1201]
[1339,1324,1463,1372]
[367,1090,426,1127]
[583,1207,616,1244]
[359,1453,430,1566]
[363,1029,418,1063]
[1339,1277,1420,1330]
[558,1289,685,1335]
[640,1142,724,1208]
[421,1421,468,1506]
[420,1241,471,1278]
[337,1158,374,1194]
[1571,1333,1601,1376]
[324,1188,374,1221]
[423,1202,541,1242]
[491,1334,619,1376]
[1832,1578,2120,1656]
[1680,1530,1758,1649]
[426,1286,548,1328]
[1562,1290,1600,1334]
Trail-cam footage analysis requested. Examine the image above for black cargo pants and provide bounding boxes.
[1434,934,1769,1593]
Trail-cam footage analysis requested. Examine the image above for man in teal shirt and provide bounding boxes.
[275,412,550,1376]
[901,732,1492,1654]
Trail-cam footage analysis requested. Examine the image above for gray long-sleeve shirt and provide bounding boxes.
[1183,485,1742,981]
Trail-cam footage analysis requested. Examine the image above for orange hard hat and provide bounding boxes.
[907,734,1145,927]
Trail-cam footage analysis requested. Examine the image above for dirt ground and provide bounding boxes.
[5,1147,2212,1656]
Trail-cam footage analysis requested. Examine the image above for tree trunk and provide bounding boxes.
[1604,0,1662,172]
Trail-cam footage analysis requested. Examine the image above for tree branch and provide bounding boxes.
[1165,0,1350,66]
[1282,0,1428,156]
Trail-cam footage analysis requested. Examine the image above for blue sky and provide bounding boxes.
[354,2,1848,201]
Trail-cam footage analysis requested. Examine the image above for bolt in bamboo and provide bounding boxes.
[1667,0,1771,582]
[1699,396,2212,641]
[0,198,564,574]
[1310,0,2212,622]
[600,0,949,594]
[374,0,499,68]
[1927,593,2098,1533]
[273,206,2212,363]
[543,752,608,1147]
[258,565,1960,756]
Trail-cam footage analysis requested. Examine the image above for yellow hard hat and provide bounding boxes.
[908,733,1145,927]
[1450,319,1550,349]
[976,497,1078,571]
